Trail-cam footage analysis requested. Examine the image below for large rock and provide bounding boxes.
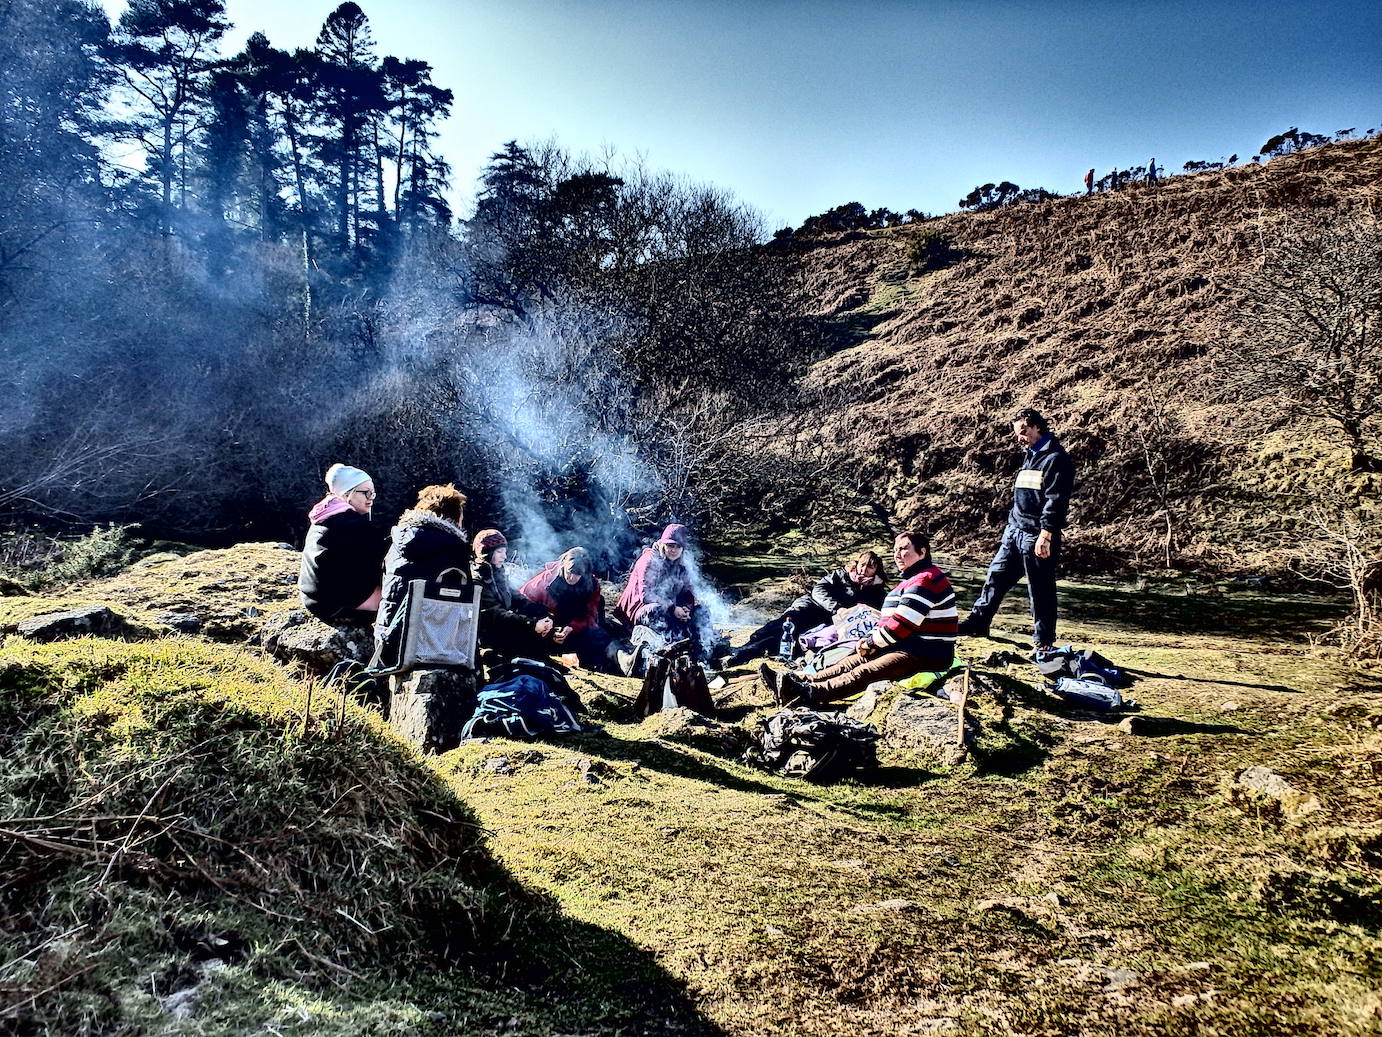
[258,609,374,673]
[638,706,745,756]
[390,668,478,754]
[16,605,122,642]
[881,694,977,767]
[845,684,978,768]
[1233,765,1323,820]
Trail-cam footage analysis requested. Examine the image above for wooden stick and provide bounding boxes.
[956,666,970,746]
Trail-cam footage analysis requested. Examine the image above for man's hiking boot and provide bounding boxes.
[757,661,780,700]
[956,614,990,638]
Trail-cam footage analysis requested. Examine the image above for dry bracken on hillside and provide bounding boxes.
[785,138,1382,578]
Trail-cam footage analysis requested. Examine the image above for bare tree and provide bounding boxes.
[1228,210,1382,473]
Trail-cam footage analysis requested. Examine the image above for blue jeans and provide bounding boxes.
[969,524,1060,647]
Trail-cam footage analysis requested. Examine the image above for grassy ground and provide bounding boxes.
[1,545,1378,1035]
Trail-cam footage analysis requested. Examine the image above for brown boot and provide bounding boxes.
[757,661,780,700]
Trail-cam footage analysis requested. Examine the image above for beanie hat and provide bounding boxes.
[473,529,507,557]
[657,523,689,548]
[326,463,370,496]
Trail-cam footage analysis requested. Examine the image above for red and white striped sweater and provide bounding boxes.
[870,562,958,657]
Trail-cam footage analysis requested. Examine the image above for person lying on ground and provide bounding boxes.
[297,463,385,624]
[374,484,472,662]
[726,549,887,665]
[615,523,718,666]
[519,546,634,674]
[759,531,957,707]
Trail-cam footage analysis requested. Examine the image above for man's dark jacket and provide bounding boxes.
[1008,436,1076,534]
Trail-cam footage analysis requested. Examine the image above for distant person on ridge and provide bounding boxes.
[1084,168,1094,195]
[297,463,386,624]
[726,549,887,665]
[956,408,1076,656]
[759,531,956,706]
[1147,158,1158,184]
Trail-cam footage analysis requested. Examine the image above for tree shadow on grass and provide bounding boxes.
[1058,583,1346,640]
[1124,667,1301,694]
[422,868,727,1036]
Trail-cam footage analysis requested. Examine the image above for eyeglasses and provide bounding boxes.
[351,489,377,499]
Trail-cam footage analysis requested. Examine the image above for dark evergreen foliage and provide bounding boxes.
[0,1,818,546]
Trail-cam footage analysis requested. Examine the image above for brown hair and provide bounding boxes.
[895,530,931,558]
[849,550,885,578]
[414,483,467,524]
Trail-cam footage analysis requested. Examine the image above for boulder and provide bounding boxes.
[638,706,745,755]
[1233,765,1322,820]
[390,668,477,755]
[158,612,203,634]
[259,609,373,673]
[879,692,977,767]
[16,605,121,642]
[846,685,978,767]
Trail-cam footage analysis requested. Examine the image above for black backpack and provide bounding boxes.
[742,708,881,783]
[633,639,715,717]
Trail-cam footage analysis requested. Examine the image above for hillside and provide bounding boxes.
[785,138,1382,576]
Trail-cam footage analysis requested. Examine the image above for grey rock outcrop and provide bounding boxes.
[856,689,977,767]
[16,605,122,642]
[390,668,477,754]
[258,609,373,673]
[1233,765,1322,820]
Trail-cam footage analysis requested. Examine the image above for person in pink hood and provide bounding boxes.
[616,523,716,663]
[297,463,386,623]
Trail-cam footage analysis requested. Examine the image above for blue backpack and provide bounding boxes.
[461,674,582,740]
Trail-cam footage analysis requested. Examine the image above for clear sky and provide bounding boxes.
[98,0,1382,232]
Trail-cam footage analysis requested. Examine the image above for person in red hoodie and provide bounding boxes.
[520,546,630,673]
[615,523,717,665]
[760,530,957,706]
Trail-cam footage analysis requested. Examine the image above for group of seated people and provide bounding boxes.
[296,464,961,706]
[295,464,725,680]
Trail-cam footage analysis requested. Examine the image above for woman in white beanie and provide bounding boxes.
[297,463,386,623]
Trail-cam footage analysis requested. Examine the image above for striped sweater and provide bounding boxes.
[869,562,958,658]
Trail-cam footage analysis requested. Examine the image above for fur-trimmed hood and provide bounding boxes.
[392,509,466,540]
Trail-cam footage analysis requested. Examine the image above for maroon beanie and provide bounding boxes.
[657,523,689,548]
[473,528,507,557]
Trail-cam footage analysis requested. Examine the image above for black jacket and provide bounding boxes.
[298,509,386,622]
[796,572,890,622]
[1008,435,1076,534]
[376,511,472,635]
[473,559,547,648]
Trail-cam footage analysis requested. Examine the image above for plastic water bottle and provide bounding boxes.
[778,618,795,660]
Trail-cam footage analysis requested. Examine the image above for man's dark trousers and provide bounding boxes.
[968,524,1059,647]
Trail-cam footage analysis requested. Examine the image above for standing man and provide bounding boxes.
[1084,168,1095,195]
[957,409,1076,655]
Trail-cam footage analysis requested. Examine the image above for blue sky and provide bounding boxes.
[99,0,1382,231]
